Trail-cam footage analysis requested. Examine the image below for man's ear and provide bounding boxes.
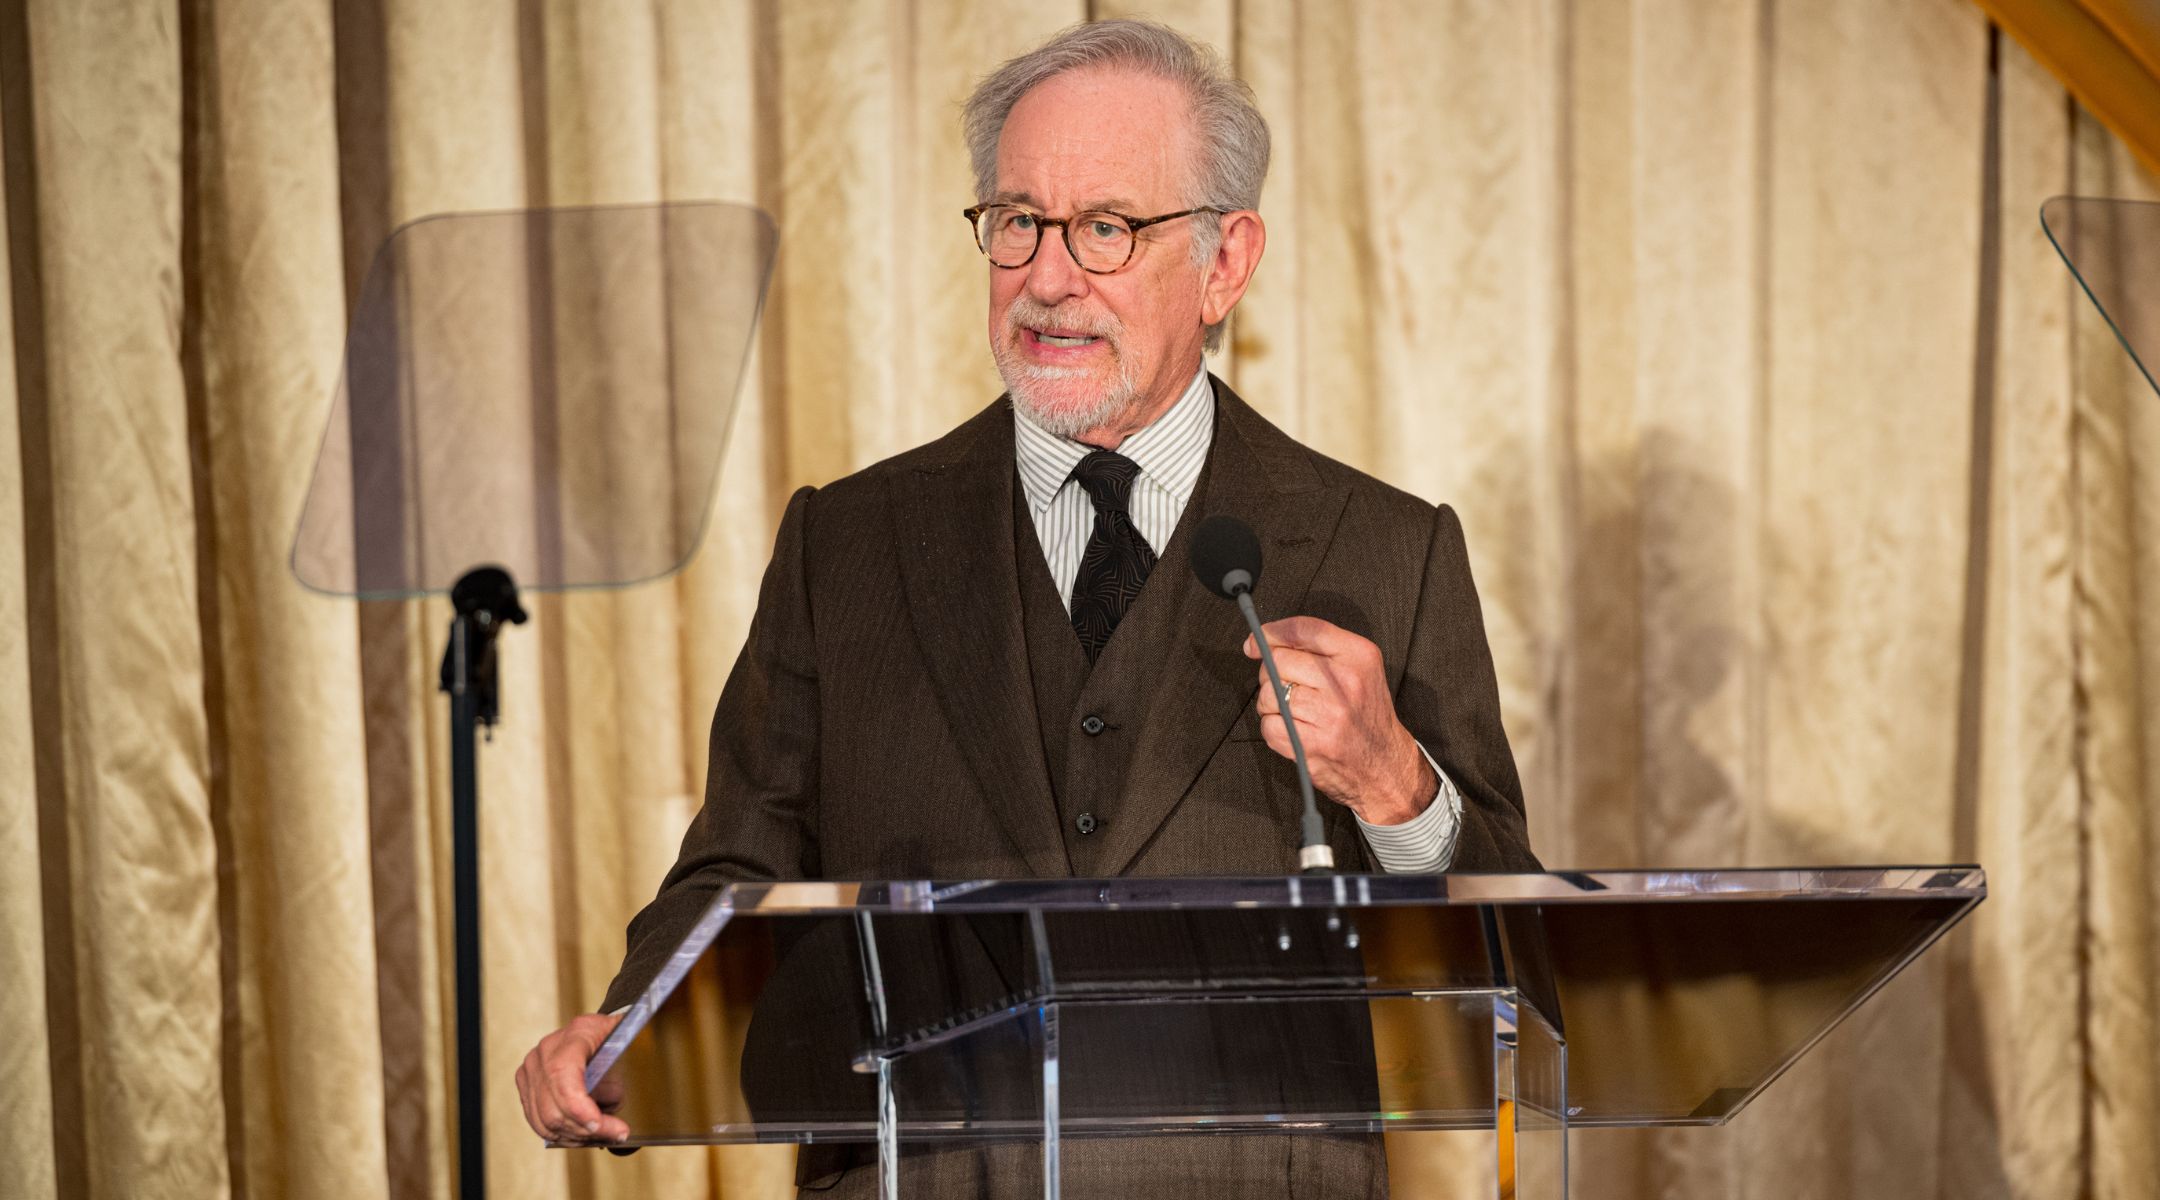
[1199,210,1266,329]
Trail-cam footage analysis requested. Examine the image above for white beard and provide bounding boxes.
[993,299,1142,440]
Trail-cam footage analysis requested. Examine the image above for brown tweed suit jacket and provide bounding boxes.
[601,377,1539,1195]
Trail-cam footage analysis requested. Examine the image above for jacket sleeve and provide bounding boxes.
[1396,503,1541,873]
[600,485,823,1012]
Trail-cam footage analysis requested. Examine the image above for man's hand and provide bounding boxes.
[1245,616,1438,825]
[516,1012,629,1145]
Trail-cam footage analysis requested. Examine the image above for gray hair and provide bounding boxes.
[962,18,1269,351]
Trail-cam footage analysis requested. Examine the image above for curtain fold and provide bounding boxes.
[7,2,228,1197]
[189,0,390,1197]
[0,57,61,1200]
[4,2,2158,1197]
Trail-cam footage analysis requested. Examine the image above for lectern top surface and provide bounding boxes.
[720,865,1984,915]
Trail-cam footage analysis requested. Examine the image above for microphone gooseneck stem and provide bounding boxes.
[1235,589,1335,874]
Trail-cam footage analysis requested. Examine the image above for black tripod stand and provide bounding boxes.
[438,566,527,1199]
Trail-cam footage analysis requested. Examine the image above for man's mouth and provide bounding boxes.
[1025,327,1103,349]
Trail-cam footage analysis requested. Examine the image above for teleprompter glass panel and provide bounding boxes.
[585,868,1981,1144]
[292,201,777,598]
[2044,195,2160,401]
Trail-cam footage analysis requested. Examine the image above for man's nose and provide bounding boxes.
[1023,226,1089,306]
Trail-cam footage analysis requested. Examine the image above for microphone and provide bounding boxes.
[1190,516,1334,874]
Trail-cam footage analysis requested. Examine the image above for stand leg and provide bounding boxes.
[438,569,524,1200]
[876,1056,902,1200]
[1493,994,1568,1199]
[1041,1004,1061,1200]
[448,621,485,1200]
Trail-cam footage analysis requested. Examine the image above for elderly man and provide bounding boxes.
[518,17,1537,1196]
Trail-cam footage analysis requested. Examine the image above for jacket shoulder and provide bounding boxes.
[796,396,1012,520]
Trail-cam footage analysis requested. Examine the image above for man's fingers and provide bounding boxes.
[1255,615,1360,656]
[1255,680,1331,724]
[516,1057,551,1140]
[1257,709,1321,747]
[527,1068,575,1141]
[592,1076,627,1113]
[591,1078,631,1141]
[514,1014,632,1144]
[1261,703,1337,753]
[1245,628,1333,659]
[528,1038,589,1140]
[1264,644,1328,678]
[549,1057,606,1134]
[1252,650,1334,716]
[522,1050,585,1141]
[1250,645,1327,696]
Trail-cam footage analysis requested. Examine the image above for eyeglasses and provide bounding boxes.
[962,203,1224,273]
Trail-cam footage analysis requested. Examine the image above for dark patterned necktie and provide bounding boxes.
[1068,450,1157,661]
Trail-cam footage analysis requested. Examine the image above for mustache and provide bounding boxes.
[1003,297,1122,341]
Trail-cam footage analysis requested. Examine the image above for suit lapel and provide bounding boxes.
[886,404,1072,878]
[1096,380,1351,876]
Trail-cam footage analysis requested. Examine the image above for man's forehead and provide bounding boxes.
[993,66,1193,207]
[1010,64,1188,116]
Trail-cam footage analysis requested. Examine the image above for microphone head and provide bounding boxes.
[1190,515,1263,600]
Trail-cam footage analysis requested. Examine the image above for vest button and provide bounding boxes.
[1074,812,1099,835]
[1080,715,1106,735]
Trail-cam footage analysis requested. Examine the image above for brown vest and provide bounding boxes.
[1013,462,1210,876]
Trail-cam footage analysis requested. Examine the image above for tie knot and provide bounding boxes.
[1072,450,1142,513]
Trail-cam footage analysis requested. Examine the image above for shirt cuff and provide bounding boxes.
[1353,743,1463,874]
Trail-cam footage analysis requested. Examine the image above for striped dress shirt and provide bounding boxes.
[1012,363,1464,873]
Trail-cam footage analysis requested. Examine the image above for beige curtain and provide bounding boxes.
[4,1,2157,1197]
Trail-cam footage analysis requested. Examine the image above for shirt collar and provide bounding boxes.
[1013,363,1216,514]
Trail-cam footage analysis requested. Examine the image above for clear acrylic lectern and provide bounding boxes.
[580,868,1983,1198]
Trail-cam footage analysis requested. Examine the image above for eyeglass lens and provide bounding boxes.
[976,206,1134,271]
